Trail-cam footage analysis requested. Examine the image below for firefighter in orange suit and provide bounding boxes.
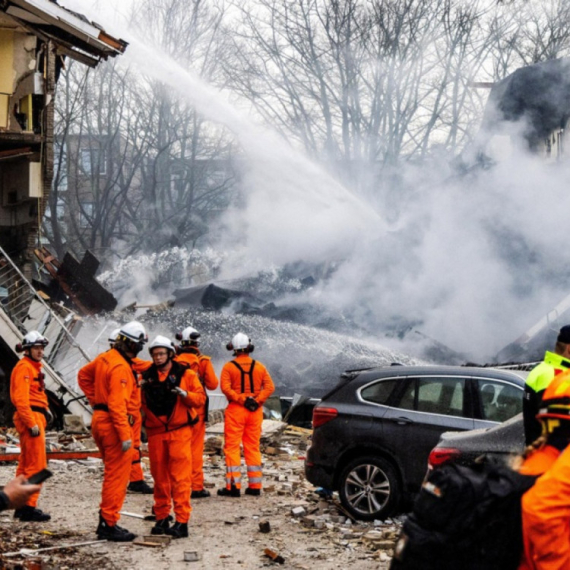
[142,335,206,539]
[218,333,275,497]
[78,328,153,495]
[91,321,147,542]
[10,331,51,522]
[519,369,570,569]
[175,326,219,498]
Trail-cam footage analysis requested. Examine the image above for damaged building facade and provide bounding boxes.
[0,0,125,425]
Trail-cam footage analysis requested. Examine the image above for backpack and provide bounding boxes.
[390,460,536,570]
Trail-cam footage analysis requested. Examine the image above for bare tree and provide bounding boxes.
[44,0,238,262]
[224,0,495,200]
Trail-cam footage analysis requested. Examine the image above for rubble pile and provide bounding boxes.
[0,419,400,568]
[0,527,116,569]
[0,419,96,456]
[200,419,401,567]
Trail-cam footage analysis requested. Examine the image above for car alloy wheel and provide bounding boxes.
[339,456,399,521]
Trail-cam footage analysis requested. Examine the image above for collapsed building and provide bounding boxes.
[480,57,570,161]
[0,0,126,425]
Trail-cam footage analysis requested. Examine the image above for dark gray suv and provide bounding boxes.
[305,365,525,520]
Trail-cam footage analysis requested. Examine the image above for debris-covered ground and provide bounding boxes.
[0,422,401,569]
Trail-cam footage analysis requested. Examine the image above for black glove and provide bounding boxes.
[244,397,260,412]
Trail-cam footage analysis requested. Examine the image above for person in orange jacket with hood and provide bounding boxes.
[218,333,275,497]
[175,325,218,498]
[10,331,51,522]
[90,321,147,542]
[142,335,206,539]
[519,368,570,569]
[78,328,153,495]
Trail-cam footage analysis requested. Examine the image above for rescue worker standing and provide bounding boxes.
[523,325,570,444]
[175,326,218,498]
[10,331,51,522]
[219,333,275,497]
[142,335,206,539]
[78,328,153,495]
[519,369,570,569]
[91,321,147,542]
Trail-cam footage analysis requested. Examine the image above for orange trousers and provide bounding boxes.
[520,444,570,570]
[92,411,133,525]
[191,414,206,491]
[14,410,47,507]
[223,403,263,490]
[129,414,144,483]
[148,427,192,523]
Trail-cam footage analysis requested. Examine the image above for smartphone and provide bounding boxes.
[26,469,53,485]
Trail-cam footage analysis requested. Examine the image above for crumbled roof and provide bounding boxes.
[1,0,127,66]
[482,58,570,147]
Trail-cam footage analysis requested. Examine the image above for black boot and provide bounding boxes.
[166,521,188,539]
[96,514,136,542]
[127,480,154,494]
[217,486,240,497]
[245,487,261,496]
[191,489,211,499]
[151,518,170,535]
[14,506,51,522]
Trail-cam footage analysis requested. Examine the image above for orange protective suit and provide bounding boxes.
[129,357,151,482]
[519,370,570,570]
[79,353,149,484]
[519,445,561,477]
[176,349,218,491]
[220,354,275,491]
[90,348,137,525]
[520,444,570,570]
[141,361,205,523]
[10,356,48,507]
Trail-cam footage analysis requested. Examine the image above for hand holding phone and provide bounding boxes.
[26,469,53,485]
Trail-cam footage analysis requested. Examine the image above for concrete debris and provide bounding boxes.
[142,535,171,546]
[133,537,164,548]
[63,415,89,434]
[183,550,201,562]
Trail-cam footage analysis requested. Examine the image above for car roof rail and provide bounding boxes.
[341,366,376,378]
[341,362,406,378]
[463,361,539,372]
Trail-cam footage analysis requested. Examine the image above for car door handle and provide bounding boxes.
[391,416,413,425]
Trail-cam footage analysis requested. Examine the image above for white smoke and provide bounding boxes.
[59,0,570,362]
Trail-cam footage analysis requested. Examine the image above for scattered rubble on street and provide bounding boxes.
[0,419,401,569]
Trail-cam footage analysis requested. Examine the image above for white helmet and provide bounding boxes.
[17,330,49,352]
[176,326,200,346]
[117,321,148,344]
[227,332,253,352]
[148,335,175,354]
[108,327,121,344]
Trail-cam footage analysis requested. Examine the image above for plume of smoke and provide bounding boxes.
[59,0,570,363]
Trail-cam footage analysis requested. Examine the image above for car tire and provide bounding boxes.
[338,456,400,521]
